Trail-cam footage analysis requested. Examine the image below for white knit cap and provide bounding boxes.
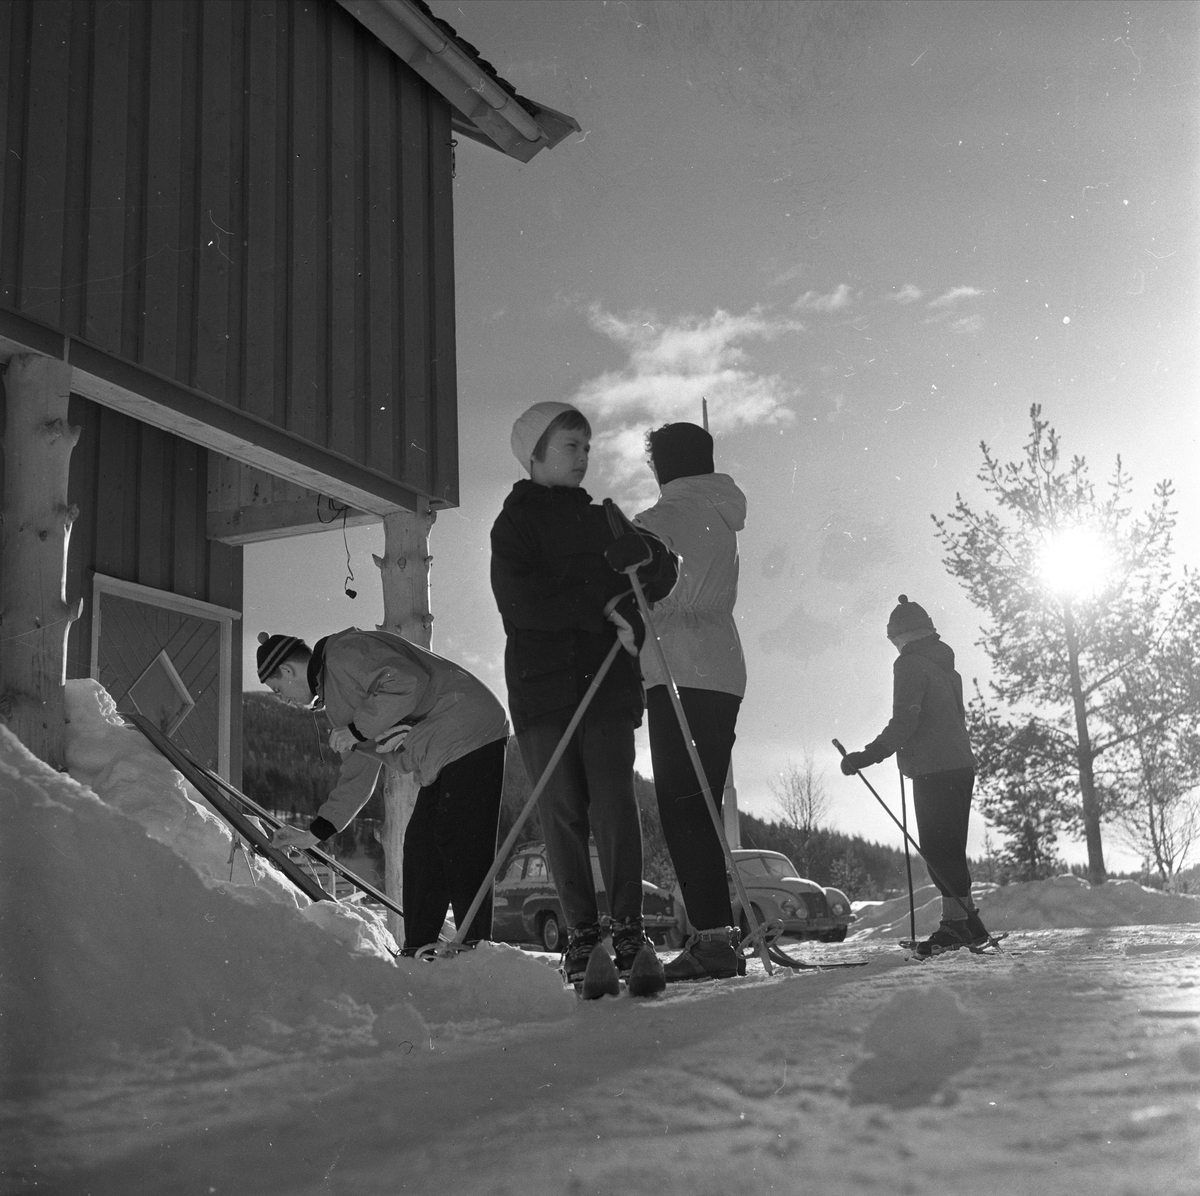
[510,401,578,471]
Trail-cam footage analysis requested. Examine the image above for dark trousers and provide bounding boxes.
[912,767,975,911]
[402,737,507,950]
[647,685,740,931]
[516,708,643,928]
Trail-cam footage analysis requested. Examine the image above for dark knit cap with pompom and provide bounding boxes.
[886,595,935,637]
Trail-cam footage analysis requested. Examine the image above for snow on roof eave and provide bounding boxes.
[336,0,581,163]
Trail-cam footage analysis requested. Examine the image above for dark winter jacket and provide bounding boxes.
[861,635,976,778]
[490,480,677,732]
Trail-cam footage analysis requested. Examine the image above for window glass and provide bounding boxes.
[501,858,526,883]
[762,855,798,878]
[525,857,548,881]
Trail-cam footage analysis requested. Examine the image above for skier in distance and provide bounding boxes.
[838,595,991,957]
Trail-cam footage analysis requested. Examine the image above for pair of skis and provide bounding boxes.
[900,932,1010,960]
[128,713,415,932]
[576,943,666,1000]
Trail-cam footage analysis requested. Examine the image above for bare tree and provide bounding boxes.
[770,749,829,836]
[1114,717,1200,886]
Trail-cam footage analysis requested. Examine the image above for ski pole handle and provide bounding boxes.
[832,739,846,757]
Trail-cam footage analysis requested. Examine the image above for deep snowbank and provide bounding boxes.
[0,683,571,1078]
[852,873,1200,940]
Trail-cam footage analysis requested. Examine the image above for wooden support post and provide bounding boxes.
[373,497,435,944]
[0,355,83,769]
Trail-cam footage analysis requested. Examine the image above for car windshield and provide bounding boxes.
[740,854,798,879]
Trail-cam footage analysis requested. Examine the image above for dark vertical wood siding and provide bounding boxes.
[0,0,458,506]
[65,393,244,785]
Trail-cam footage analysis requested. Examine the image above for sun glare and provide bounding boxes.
[1036,526,1111,600]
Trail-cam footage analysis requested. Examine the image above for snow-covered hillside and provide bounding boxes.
[3,681,1199,1194]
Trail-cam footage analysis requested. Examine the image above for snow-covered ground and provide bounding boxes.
[3,682,1200,1194]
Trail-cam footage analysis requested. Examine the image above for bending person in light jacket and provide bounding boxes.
[257,628,509,953]
[634,422,747,982]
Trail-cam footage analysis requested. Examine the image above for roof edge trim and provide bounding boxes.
[337,0,579,161]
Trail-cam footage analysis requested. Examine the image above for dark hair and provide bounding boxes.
[645,422,714,484]
[531,408,591,463]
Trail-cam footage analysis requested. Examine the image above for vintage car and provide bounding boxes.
[492,842,680,951]
[675,848,855,943]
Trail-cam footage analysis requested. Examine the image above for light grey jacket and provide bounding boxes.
[315,629,508,830]
[634,473,747,696]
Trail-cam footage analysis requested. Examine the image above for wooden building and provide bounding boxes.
[0,0,576,779]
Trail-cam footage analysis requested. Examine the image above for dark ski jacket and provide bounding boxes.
[490,480,677,732]
[861,634,976,778]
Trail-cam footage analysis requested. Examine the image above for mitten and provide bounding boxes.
[839,751,872,776]
[604,532,654,573]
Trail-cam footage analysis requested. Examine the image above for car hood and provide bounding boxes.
[740,873,825,896]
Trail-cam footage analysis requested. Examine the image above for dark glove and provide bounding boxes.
[604,532,654,573]
[839,751,872,776]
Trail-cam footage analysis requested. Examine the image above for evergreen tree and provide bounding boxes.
[934,406,1200,883]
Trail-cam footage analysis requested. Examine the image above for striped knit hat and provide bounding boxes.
[256,632,308,682]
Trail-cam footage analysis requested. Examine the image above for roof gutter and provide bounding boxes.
[338,0,575,162]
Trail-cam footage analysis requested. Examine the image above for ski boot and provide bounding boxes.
[663,927,740,982]
[561,922,603,987]
[913,919,974,958]
[963,909,991,948]
[609,916,651,978]
[610,916,666,995]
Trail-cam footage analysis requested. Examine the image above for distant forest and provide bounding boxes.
[245,693,931,899]
[242,692,384,859]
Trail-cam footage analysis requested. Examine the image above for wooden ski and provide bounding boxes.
[128,713,333,905]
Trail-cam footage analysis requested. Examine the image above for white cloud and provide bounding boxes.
[927,285,985,309]
[793,283,854,313]
[770,262,809,287]
[886,283,923,304]
[571,305,801,504]
[950,314,983,334]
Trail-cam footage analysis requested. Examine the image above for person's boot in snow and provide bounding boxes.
[914,918,974,957]
[609,916,653,979]
[963,908,990,947]
[663,927,740,981]
[562,922,603,985]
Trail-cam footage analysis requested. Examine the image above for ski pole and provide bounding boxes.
[833,740,1003,953]
[899,767,916,944]
[433,638,625,957]
[613,548,773,973]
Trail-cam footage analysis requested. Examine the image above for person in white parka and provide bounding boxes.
[634,422,747,981]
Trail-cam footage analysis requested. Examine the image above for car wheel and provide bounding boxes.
[822,928,847,943]
[738,903,766,938]
[540,912,562,953]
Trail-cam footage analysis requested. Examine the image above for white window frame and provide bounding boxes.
[89,573,241,778]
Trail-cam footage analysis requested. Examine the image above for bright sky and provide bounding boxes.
[245,0,1199,872]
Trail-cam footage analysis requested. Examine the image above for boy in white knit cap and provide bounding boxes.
[490,402,677,985]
